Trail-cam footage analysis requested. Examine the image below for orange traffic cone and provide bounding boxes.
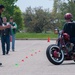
[47,37,50,42]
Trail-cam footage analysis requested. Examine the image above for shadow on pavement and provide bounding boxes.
[62,62,75,65]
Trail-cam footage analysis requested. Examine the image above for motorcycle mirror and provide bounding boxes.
[54,28,59,34]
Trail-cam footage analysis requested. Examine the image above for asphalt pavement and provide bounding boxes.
[0,40,75,75]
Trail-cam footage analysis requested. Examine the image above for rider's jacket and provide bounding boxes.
[63,22,75,38]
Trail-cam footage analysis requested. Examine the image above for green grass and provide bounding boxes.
[15,32,58,39]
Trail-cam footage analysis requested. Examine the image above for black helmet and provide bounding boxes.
[0,4,5,9]
[64,13,73,20]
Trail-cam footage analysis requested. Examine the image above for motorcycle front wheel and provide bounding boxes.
[46,44,64,65]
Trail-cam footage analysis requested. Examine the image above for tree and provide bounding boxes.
[0,0,18,19]
[13,6,24,30]
[51,0,75,29]
[51,0,63,29]
[0,0,24,30]
[24,7,52,33]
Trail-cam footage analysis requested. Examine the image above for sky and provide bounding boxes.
[15,0,54,12]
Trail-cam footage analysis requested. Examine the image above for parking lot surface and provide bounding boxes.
[0,40,75,75]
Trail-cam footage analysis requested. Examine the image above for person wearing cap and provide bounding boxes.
[9,17,17,51]
[0,4,11,66]
[63,13,75,52]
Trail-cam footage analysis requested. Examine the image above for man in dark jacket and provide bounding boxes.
[1,17,11,55]
[0,4,11,66]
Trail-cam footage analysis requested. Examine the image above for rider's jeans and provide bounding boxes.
[11,34,15,51]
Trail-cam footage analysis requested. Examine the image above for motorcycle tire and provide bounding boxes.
[46,44,64,65]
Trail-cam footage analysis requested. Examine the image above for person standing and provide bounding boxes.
[1,17,11,55]
[0,4,11,66]
[9,17,17,51]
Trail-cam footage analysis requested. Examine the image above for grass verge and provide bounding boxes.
[16,32,58,39]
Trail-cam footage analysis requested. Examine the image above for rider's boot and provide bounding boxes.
[0,63,2,66]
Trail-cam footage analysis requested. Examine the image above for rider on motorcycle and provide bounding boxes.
[63,13,75,52]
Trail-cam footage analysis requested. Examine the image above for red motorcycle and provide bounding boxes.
[46,29,75,65]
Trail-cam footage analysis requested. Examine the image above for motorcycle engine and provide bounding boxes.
[65,42,74,52]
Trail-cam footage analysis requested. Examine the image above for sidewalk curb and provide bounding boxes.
[15,38,57,40]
